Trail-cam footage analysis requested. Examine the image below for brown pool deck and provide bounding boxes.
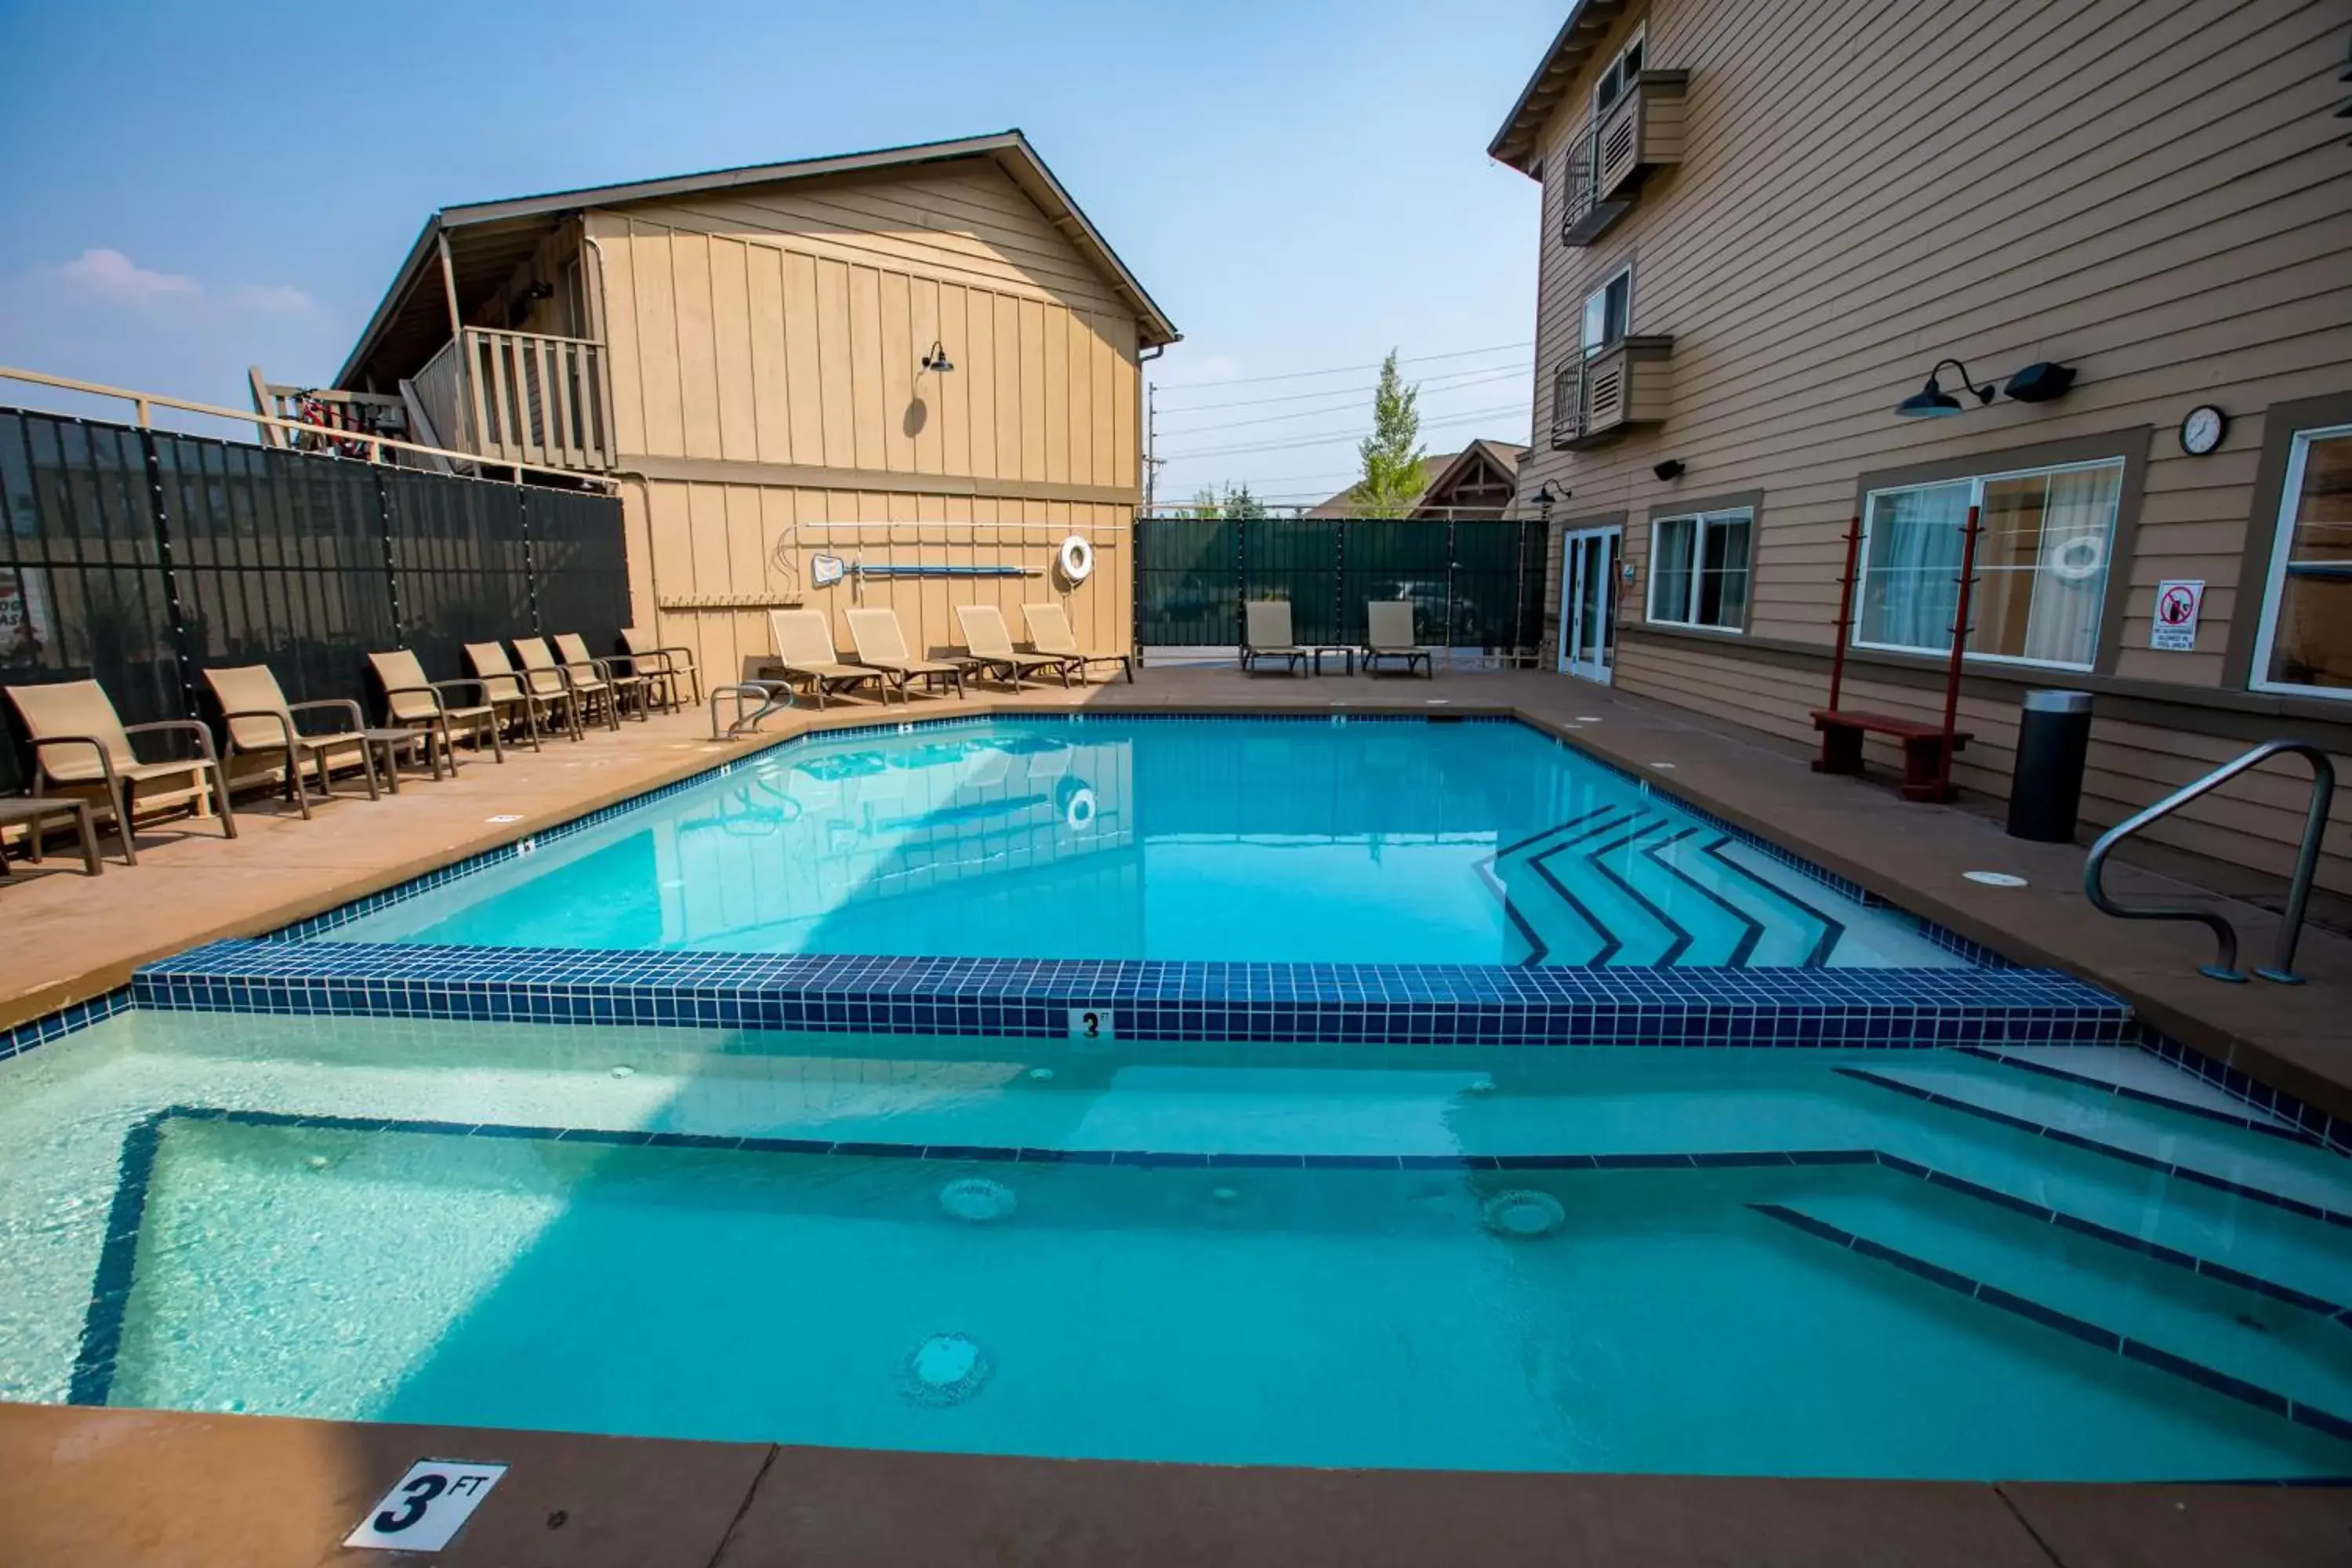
[5,665,2351,1566]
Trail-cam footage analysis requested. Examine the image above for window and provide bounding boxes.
[1647,508,1751,630]
[1581,267,1631,358]
[1594,27,1646,115]
[1854,459,2124,670]
[2251,424,2352,697]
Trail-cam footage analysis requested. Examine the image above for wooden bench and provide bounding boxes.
[1810,709,1972,803]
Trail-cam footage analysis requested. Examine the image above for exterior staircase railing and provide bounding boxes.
[2083,739,2336,984]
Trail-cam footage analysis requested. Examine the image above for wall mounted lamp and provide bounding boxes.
[1653,459,1686,481]
[920,341,955,373]
[1536,480,1570,508]
[1895,358,1997,418]
[2002,361,2078,403]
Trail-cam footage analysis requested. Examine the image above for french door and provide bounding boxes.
[1559,524,1621,684]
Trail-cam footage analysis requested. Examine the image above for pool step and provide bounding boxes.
[1752,1200,2352,1450]
[1791,1175,2352,1418]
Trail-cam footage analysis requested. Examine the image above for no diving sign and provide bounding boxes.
[2151,579,2203,652]
[345,1459,507,1552]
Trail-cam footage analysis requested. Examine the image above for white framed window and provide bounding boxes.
[1594,26,1646,116]
[1581,265,1632,358]
[1647,508,1752,631]
[2250,423,2352,699]
[1853,458,2125,670]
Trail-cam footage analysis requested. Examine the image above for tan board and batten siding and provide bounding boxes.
[589,162,1140,684]
[1513,0,2352,891]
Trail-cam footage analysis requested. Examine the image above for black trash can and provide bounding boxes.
[2008,690,2092,842]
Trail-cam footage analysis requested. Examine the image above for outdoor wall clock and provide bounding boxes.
[2180,405,2227,456]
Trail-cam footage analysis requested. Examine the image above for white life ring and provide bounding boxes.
[2049,533,2106,584]
[1058,534,1095,584]
[1065,787,1097,832]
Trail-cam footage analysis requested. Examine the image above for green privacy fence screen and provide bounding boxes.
[1134,517,1548,655]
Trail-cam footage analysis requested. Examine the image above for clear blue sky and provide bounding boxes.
[0,0,1558,507]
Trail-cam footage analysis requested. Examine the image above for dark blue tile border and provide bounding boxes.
[1749,1202,2352,1450]
[130,939,2129,1050]
[0,988,135,1065]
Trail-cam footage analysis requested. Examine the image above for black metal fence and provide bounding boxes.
[1135,516,1548,654]
[0,406,628,793]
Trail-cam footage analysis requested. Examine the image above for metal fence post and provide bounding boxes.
[372,466,406,650]
[134,428,200,722]
[518,484,543,634]
[1443,520,1458,655]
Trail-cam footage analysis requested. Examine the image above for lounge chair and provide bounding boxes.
[514,637,620,731]
[1241,601,1308,675]
[620,627,700,712]
[844,608,966,702]
[1021,602,1135,684]
[202,664,379,817]
[757,610,891,709]
[464,641,567,746]
[1362,601,1436,678]
[367,648,503,771]
[5,679,236,865]
[555,633,651,721]
[955,604,1076,690]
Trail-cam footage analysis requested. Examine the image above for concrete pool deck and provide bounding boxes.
[3,1400,2347,1567]
[4,662,2345,1123]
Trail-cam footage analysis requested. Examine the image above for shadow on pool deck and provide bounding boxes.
[5,1400,2351,1566]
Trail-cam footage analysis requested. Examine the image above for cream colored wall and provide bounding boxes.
[586,162,1142,679]
[1518,0,2352,884]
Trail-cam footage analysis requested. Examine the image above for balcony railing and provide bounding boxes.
[412,327,611,472]
[1559,71,1690,247]
[1550,336,1675,450]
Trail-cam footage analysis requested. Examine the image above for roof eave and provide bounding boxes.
[1486,0,1604,175]
[333,215,441,390]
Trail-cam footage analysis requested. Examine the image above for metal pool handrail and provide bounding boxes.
[711,681,797,740]
[2083,739,2335,985]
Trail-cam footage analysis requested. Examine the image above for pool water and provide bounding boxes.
[328,718,1962,967]
[5,1011,2348,1479]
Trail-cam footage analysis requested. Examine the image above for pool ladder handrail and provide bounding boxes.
[2083,738,2335,985]
[710,680,797,740]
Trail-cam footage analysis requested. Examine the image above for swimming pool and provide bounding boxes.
[4,1010,2348,1479]
[323,717,1962,967]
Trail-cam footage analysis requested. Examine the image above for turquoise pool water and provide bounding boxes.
[328,718,1961,967]
[4,1012,2347,1479]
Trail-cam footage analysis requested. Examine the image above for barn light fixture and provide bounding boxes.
[1896,358,1996,418]
[1536,480,1570,509]
[1653,459,1686,481]
[921,341,955,373]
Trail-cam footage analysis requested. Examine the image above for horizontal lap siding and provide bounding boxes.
[590,162,1142,687]
[1520,0,2352,884]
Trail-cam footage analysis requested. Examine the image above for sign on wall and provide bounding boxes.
[2151,579,2203,652]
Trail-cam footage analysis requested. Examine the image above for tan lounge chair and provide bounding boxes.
[465,642,568,746]
[514,637,620,731]
[367,648,502,771]
[756,610,891,710]
[203,664,379,817]
[1242,601,1308,676]
[845,607,965,702]
[5,679,236,865]
[1022,602,1134,684]
[555,633,650,721]
[955,604,1076,690]
[1363,601,1436,678]
[620,627,700,712]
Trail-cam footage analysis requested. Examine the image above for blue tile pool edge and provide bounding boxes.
[257,709,2012,967]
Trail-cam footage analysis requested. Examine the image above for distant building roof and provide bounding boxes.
[1304,438,1529,518]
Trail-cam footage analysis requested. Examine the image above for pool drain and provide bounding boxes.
[1481,1189,1566,1239]
[903,1334,992,1406]
[938,1178,1018,1223]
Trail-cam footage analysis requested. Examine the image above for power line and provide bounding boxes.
[1152,340,1535,391]
[1158,375,1531,437]
[1158,404,1529,461]
[1156,360,1530,416]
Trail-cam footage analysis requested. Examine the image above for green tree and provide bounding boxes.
[1189,482,1268,521]
[1350,350,1425,516]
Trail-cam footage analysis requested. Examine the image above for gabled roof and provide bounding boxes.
[1305,452,1461,518]
[1411,439,1524,510]
[1487,1,1635,175]
[336,130,1177,389]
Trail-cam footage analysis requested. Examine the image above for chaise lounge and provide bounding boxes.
[845,608,966,702]
[1022,601,1134,684]
[1241,601,1308,676]
[759,610,892,709]
[955,604,1077,690]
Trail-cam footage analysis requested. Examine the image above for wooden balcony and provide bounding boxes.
[1550,336,1674,450]
[408,327,611,472]
[1559,71,1690,247]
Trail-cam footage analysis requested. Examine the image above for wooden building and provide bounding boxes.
[332,132,1178,683]
[1302,439,1529,518]
[1494,0,2352,891]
